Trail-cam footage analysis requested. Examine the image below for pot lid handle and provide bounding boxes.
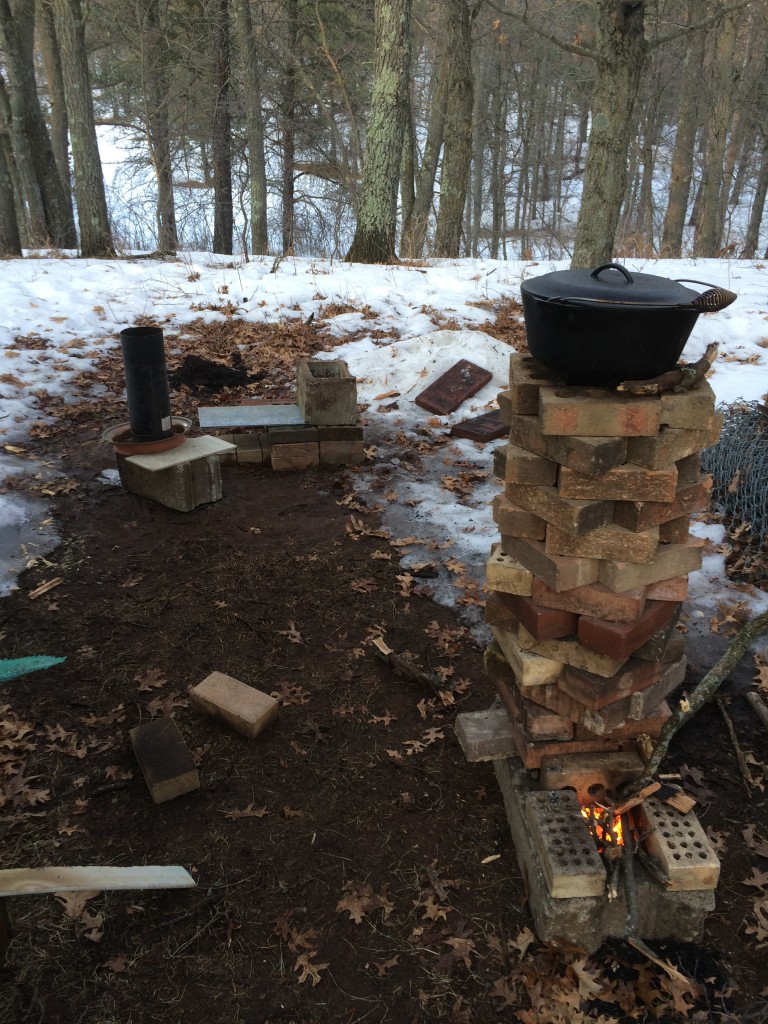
[590,263,634,285]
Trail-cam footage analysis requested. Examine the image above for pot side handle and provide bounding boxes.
[674,279,738,312]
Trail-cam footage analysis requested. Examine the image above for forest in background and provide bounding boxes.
[0,0,766,264]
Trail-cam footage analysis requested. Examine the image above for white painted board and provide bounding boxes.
[0,865,196,896]
[125,435,235,471]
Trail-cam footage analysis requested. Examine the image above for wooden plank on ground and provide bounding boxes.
[414,360,493,415]
[0,865,196,897]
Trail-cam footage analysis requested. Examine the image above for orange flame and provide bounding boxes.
[581,804,624,848]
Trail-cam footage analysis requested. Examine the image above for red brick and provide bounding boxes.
[523,698,575,740]
[646,575,689,601]
[545,522,658,565]
[493,442,557,485]
[506,483,614,537]
[500,534,600,592]
[577,600,681,660]
[531,577,647,623]
[492,494,547,540]
[598,536,704,593]
[516,624,629,678]
[538,388,662,437]
[508,413,628,477]
[573,701,671,741]
[559,659,667,710]
[659,516,690,544]
[559,463,678,503]
[613,477,712,531]
[626,425,715,471]
[486,590,579,641]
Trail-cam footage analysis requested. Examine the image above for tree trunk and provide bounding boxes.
[138,0,178,255]
[469,54,487,258]
[211,0,233,255]
[401,57,446,258]
[52,0,114,256]
[38,0,76,230]
[571,0,646,268]
[0,0,76,247]
[399,82,416,249]
[0,126,22,255]
[742,134,768,258]
[660,0,707,257]
[232,0,269,256]
[346,0,411,263]
[694,5,738,256]
[0,71,30,243]
[433,0,474,258]
[281,0,297,254]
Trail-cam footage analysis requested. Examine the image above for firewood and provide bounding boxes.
[372,637,455,703]
[655,783,696,815]
[611,781,660,817]
[716,696,756,789]
[745,690,768,733]
[617,342,718,396]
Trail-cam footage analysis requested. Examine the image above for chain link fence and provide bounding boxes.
[701,400,768,588]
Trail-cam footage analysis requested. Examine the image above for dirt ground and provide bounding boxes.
[1,312,767,1023]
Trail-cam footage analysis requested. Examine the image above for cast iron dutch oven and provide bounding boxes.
[520,262,737,387]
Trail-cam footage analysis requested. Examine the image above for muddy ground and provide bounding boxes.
[1,315,767,1023]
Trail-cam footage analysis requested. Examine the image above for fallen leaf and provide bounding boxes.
[413,894,450,921]
[336,881,394,924]
[223,803,269,821]
[743,824,768,859]
[104,953,129,973]
[134,668,167,692]
[351,578,379,593]
[55,890,100,919]
[293,951,329,986]
[373,955,399,976]
[278,622,304,644]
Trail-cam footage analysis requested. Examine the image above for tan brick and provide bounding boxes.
[676,452,701,488]
[545,522,658,565]
[497,390,513,425]
[319,439,365,465]
[577,600,681,660]
[506,483,614,537]
[486,549,534,596]
[646,575,689,601]
[234,433,265,464]
[613,477,712,531]
[633,625,686,663]
[626,426,715,471]
[539,750,647,802]
[508,413,628,476]
[508,352,562,414]
[189,671,279,740]
[491,626,564,687]
[455,704,517,761]
[492,494,547,540]
[500,535,600,592]
[130,718,200,804]
[659,381,716,429]
[516,624,628,678]
[493,442,557,486]
[270,442,320,471]
[524,790,606,897]
[659,516,690,544]
[217,433,237,465]
[599,536,704,593]
[559,658,668,710]
[559,463,678,503]
[539,387,661,437]
[531,577,647,623]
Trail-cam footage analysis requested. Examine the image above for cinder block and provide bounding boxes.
[531,577,647,624]
[516,624,628,679]
[559,463,678,503]
[296,358,357,425]
[189,671,279,739]
[627,425,716,471]
[659,382,717,429]
[486,549,534,596]
[500,535,600,592]
[508,414,628,477]
[492,494,547,540]
[577,601,681,660]
[455,703,516,761]
[635,797,720,890]
[613,478,712,531]
[129,717,200,804]
[545,522,659,565]
[505,484,614,537]
[493,443,557,486]
[118,454,222,512]
[539,388,661,437]
[486,590,579,641]
[270,442,320,471]
[598,536,704,593]
[491,627,564,687]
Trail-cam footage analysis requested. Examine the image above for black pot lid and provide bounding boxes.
[521,262,701,306]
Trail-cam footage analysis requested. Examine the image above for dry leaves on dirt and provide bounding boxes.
[336,881,395,924]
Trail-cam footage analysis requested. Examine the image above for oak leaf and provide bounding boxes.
[373,955,399,977]
[336,881,394,924]
[293,951,329,986]
[134,668,167,692]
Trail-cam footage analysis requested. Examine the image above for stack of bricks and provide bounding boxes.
[484,353,722,769]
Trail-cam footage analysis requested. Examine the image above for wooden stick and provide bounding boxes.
[745,690,768,733]
[716,696,755,789]
[372,637,455,703]
[618,608,768,798]
[612,781,660,817]
[617,342,718,396]
[621,813,638,931]
[627,935,702,995]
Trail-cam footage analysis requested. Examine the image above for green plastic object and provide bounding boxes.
[0,656,66,682]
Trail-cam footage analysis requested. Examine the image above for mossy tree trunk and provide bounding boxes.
[346,0,412,264]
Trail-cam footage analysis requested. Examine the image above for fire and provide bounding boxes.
[581,804,624,849]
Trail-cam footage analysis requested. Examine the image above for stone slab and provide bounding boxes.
[129,717,200,804]
[198,405,305,429]
[125,434,235,471]
[189,671,279,739]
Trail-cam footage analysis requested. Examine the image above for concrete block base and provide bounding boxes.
[493,759,715,953]
[117,454,222,512]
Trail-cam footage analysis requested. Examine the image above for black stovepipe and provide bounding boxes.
[119,326,173,442]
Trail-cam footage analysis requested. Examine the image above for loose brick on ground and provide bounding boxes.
[189,671,279,740]
[129,718,200,804]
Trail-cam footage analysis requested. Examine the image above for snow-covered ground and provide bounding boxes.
[1,254,766,643]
